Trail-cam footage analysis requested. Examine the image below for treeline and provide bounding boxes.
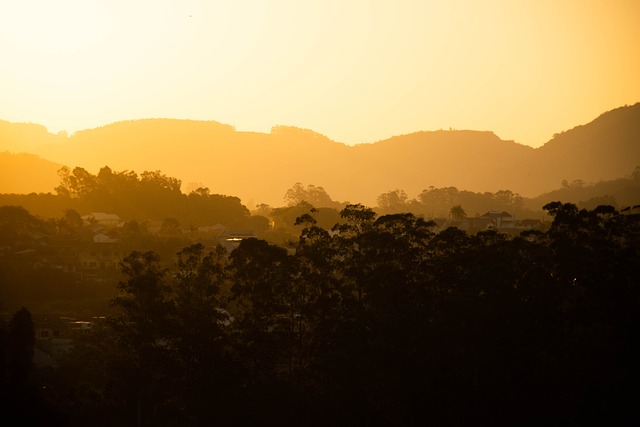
[5,166,254,228]
[0,167,541,250]
[7,202,640,425]
[374,166,640,218]
[528,167,640,211]
[4,165,639,235]
[375,187,528,217]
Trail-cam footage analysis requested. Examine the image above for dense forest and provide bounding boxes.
[1,198,639,425]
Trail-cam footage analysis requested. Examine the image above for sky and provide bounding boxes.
[0,0,638,148]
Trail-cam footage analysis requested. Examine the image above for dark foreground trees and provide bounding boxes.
[0,307,67,426]
[26,203,640,426]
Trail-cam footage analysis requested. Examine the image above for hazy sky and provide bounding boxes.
[1,0,638,148]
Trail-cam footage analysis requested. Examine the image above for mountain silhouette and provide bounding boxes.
[0,103,638,207]
[515,103,640,195]
[0,152,63,194]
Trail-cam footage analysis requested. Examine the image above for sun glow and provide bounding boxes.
[0,0,638,147]
[0,0,111,53]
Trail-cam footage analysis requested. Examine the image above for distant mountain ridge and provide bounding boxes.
[1,103,638,207]
[0,152,63,194]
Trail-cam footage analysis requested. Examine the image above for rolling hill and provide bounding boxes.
[0,152,64,194]
[0,103,638,208]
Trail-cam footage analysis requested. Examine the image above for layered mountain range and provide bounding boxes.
[1,103,639,207]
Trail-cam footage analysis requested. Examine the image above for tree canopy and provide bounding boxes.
[22,202,640,425]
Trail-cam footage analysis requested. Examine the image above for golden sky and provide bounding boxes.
[0,0,638,148]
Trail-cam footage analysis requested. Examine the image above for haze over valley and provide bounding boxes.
[2,102,639,211]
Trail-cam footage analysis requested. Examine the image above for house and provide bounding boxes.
[35,320,74,361]
[78,241,130,271]
[35,317,98,363]
[93,232,118,243]
[481,211,515,229]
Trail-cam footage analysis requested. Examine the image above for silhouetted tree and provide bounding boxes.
[159,217,181,236]
[108,251,176,426]
[0,205,48,248]
[376,189,408,214]
[7,307,35,387]
[169,243,237,425]
[449,204,467,220]
[285,182,337,208]
[0,308,64,425]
